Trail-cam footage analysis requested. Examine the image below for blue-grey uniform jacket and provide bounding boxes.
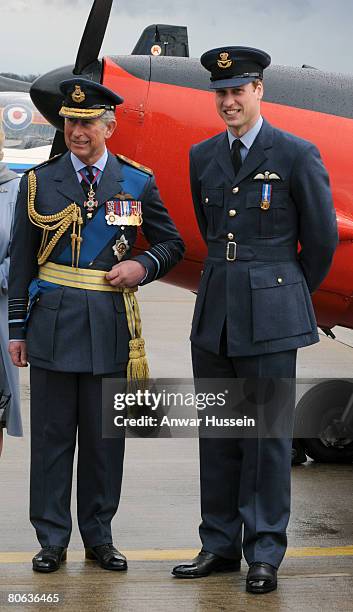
[190,118,338,356]
[8,151,184,374]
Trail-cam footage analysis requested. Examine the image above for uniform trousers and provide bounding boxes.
[30,367,125,549]
[192,341,297,568]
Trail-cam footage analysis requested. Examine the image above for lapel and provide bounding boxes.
[53,152,86,204]
[94,151,124,207]
[215,132,235,183]
[215,119,274,186]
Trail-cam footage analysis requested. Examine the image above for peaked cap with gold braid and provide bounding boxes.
[201,46,271,90]
[59,78,124,120]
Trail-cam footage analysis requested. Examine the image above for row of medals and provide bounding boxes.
[84,184,129,262]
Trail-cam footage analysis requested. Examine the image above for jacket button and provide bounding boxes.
[227,233,234,240]
[232,187,239,194]
[277,277,283,283]
[205,197,209,204]
[229,209,236,217]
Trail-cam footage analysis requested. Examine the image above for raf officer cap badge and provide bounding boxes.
[59,78,124,120]
[200,46,271,90]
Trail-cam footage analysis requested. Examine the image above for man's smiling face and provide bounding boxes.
[215,81,263,137]
[64,116,116,165]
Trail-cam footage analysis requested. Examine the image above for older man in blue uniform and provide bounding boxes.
[8,79,184,573]
[172,47,338,593]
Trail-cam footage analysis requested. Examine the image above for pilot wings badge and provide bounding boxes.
[253,171,282,180]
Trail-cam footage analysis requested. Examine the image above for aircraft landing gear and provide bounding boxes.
[294,380,353,463]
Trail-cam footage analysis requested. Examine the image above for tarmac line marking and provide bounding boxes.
[0,546,353,564]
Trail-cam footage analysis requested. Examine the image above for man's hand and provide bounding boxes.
[106,260,146,287]
[8,341,28,367]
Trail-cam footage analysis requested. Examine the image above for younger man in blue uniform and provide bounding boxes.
[172,47,337,593]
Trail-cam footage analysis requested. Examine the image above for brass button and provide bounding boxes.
[205,197,209,204]
[277,277,283,284]
[232,187,239,194]
[229,209,236,217]
[227,233,234,240]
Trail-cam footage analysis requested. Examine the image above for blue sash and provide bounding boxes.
[26,278,58,322]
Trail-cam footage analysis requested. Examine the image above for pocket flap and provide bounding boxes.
[249,263,303,289]
[201,187,224,207]
[36,287,64,309]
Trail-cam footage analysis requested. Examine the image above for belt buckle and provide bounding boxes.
[226,241,237,261]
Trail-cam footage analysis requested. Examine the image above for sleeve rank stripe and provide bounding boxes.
[144,251,161,279]
[156,243,172,265]
[151,245,170,269]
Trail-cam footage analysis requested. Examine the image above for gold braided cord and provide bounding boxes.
[59,106,107,118]
[27,170,83,267]
[123,291,149,381]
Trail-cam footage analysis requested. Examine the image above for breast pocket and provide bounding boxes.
[201,187,224,236]
[246,189,290,238]
[26,288,64,361]
[249,263,313,343]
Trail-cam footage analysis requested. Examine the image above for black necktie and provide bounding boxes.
[231,140,243,176]
[81,165,95,198]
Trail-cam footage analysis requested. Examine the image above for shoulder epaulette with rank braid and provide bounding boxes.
[24,153,63,174]
[116,154,153,176]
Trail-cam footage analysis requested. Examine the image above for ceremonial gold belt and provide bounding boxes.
[38,261,135,293]
[38,262,149,381]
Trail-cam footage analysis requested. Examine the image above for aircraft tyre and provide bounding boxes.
[291,439,307,465]
[295,380,353,463]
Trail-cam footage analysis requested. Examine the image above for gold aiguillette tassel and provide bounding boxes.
[76,208,83,269]
[70,208,78,267]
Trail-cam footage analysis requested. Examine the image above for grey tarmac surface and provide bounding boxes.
[0,281,352,611]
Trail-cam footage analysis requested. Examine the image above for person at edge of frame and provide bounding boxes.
[172,46,338,594]
[0,118,22,456]
[8,78,185,574]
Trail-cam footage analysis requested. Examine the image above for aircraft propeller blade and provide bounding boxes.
[74,0,113,74]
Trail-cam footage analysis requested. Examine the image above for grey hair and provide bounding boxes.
[100,110,116,126]
[0,120,4,161]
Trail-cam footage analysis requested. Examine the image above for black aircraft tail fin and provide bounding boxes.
[131,24,189,57]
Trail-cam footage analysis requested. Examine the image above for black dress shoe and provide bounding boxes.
[32,546,67,573]
[172,550,241,578]
[85,544,127,571]
[246,562,277,594]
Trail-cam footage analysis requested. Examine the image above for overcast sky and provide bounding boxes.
[1,0,352,76]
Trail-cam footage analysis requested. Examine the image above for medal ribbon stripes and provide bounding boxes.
[105,199,142,226]
[261,183,272,210]
[79,166,101,187]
